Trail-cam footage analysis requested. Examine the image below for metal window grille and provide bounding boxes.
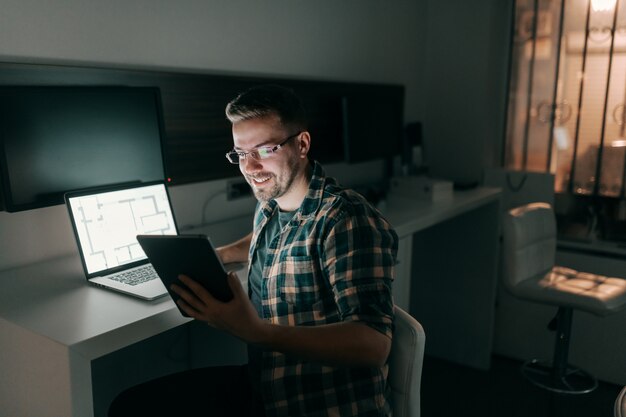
[505,0,626,244]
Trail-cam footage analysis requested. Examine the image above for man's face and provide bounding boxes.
[232,115,301,202]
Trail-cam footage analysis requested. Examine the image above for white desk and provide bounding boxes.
[0,218,250,417]
[0,187,500,417]
[384,187,501,370]
[0,255,187,417]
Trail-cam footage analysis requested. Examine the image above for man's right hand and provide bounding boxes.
[172,273,266,343]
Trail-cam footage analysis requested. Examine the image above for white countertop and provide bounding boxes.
[383,187,501,237]
[0,254,187,359]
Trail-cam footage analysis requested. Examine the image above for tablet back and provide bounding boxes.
[136,235,233,313]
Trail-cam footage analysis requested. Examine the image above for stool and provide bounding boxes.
[503,202,626,394]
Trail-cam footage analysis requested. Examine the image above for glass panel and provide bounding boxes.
[506,0,626,246]
[571,1,617,195]
[526,0,564,172]
[598,0,626,197]
[505,0,565,172]
[553,0,588,193]
[505,0,537,170]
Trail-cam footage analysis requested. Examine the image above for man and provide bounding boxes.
[109,85,397,417]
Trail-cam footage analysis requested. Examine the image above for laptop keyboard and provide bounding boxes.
[109,264,158,286]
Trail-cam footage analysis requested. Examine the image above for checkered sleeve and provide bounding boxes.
[321,203,398,339]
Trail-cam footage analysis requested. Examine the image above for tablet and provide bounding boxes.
[136,234,233,316]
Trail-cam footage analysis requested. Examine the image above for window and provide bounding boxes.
[505,0,626,246]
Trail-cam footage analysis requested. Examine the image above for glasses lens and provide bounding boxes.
[225,152,240,164]
[255,148,272,160]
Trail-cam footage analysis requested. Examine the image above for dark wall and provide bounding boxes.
[422,0,514,185]
[0,61,404,211]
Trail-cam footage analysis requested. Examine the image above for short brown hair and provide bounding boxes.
[225,84,308,132]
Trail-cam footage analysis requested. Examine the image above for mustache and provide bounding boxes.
[246,172,274,180]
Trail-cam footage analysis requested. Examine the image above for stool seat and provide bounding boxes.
[512,266,626,317]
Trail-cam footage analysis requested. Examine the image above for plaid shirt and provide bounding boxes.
[248,160,398,417]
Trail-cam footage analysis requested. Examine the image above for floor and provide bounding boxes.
[420,354,622,417]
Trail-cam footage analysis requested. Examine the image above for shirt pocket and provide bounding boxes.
[278,255,320,306]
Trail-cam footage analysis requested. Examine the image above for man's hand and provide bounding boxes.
[215,233,252,264]
[171,272,391,368]
[171,273,264,343]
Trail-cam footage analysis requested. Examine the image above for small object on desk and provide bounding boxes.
[388,175,453,202]
[453,181,479,191]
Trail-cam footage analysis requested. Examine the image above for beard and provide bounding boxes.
[246,157,300,202]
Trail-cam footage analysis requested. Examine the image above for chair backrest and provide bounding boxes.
[389,305,426,417]
[616,386,626,417]
[502,202,557,289]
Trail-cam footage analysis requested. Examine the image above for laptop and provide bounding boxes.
[65,181,178,300]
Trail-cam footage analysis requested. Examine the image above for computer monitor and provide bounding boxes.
[0,86,167,212]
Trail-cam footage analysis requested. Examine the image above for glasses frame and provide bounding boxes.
[225,131,302,164]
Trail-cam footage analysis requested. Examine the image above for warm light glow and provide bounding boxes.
[611,138,626,147]
[592,0,617,12]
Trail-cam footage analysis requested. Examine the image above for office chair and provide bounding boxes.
[617,386,626,417]
[389,305,426,417]
[502,202,626,394]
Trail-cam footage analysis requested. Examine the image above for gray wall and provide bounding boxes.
[0,0,426,120]
[0,0,426,270]
[422,0,512,184]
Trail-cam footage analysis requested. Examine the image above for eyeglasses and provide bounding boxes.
[225,132,301,164]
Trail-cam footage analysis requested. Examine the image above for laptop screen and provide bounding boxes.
[67,182,177,275]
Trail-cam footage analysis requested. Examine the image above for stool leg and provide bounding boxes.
[520,307,598,394]
[552,307,572,382]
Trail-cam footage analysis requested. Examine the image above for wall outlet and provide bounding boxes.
[227,179,252,200]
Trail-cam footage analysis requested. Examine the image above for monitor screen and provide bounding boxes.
[66,182,177,275]
[0,86,166,212]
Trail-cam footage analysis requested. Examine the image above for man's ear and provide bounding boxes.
[298,132,311,159]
